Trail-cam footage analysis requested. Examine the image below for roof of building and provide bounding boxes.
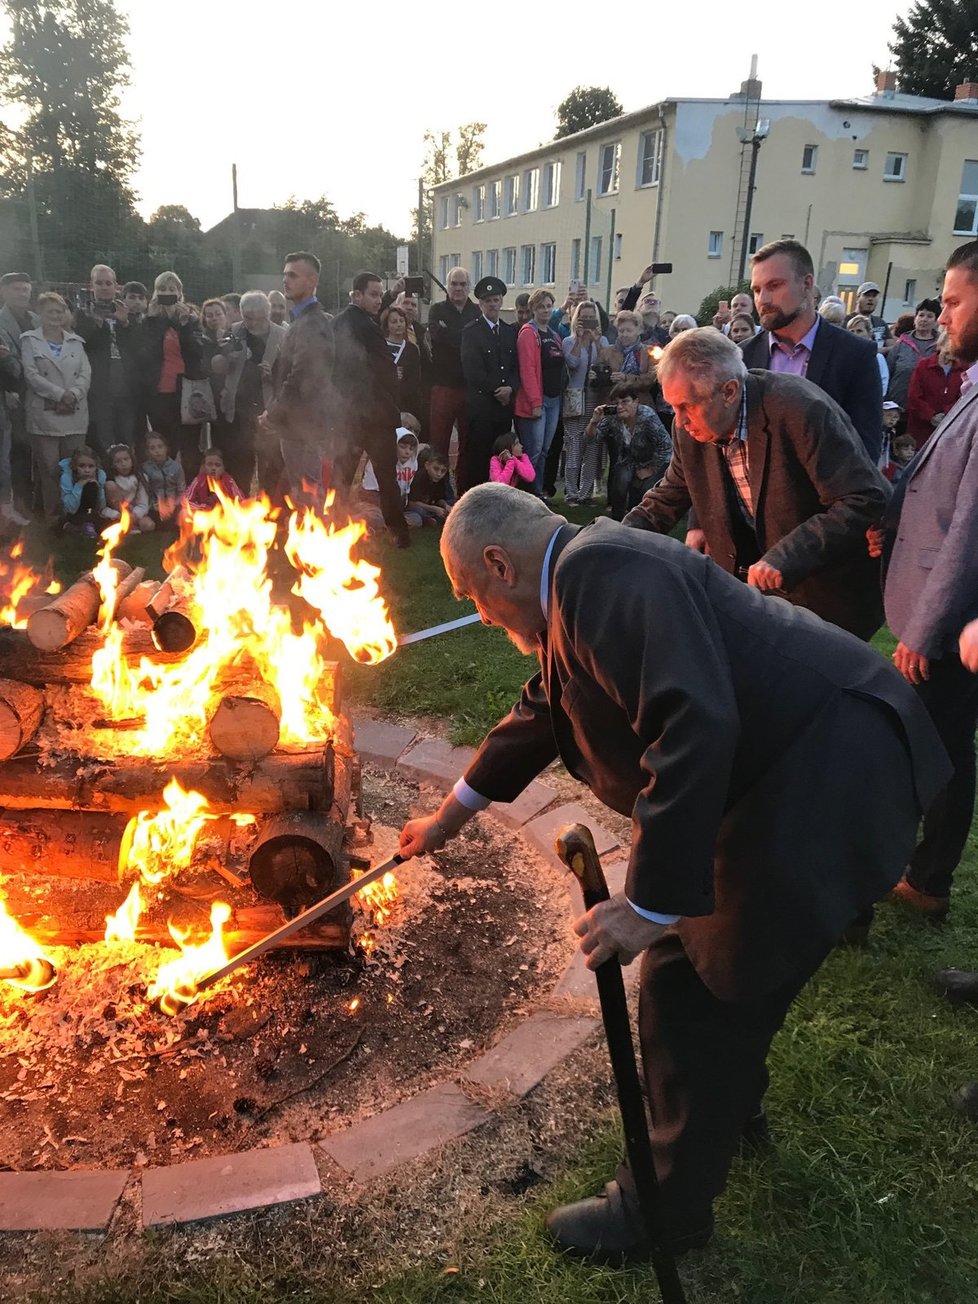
[432,89,978,191]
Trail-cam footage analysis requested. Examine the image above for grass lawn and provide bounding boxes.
[8,507,978,1302]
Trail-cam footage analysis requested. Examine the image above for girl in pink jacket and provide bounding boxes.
[489,433,535,488]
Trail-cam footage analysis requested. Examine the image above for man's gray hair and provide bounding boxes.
[657,326,748,394]
[239,290,270,315]
[441,483,565,573]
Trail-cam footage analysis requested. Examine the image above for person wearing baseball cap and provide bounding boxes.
[459,276,519,489]
[846,282,892,351]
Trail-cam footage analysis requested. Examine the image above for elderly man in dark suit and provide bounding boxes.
[875,239,978,920]
[398,483,948,1261]
[460,276,520,490]
[624,328,888,640]
[261,250,334,500]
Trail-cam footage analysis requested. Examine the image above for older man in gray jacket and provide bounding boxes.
[878,240,978,919]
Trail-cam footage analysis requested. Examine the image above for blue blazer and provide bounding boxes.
[883,383,978,659]
[741,319,883,462]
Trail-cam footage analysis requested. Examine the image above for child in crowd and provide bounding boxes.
[142,431,186,526]
[489,433,535,488]
[185,448,243,511]
[59,446,110,538]
[406,450,455,528]
[882,432,916,483]
[356,428,419,534]
[879,399,902,471]
[104,443,155,532]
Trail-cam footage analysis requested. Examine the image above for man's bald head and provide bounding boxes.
[441,483,563,581]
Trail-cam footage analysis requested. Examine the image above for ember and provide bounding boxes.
[0,895,55,992]
[0,540,61,629]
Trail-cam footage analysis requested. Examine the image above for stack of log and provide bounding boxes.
[0,562,359,952]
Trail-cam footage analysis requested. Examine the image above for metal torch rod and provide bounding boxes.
[555,823,686,1304]
[197,852,405,990]
[398,612,482,646]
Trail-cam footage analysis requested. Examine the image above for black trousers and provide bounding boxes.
[464,411,513,491]
[623,931,812,1239]
[333,423,407,541]
[907,649,978,898]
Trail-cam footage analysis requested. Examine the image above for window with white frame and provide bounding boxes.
[449,253,461,269]
[438,255,450,283]
[884,151,907,181]
[954,159,978,234]
[452,193,464,226]
[613,233,623,260]
[541,242,557,284]
[505,175,520,215]
[637,129,663,186]
[439,196,450,229]
[852,149,869,170]
[486,249,499,276]
[575,152,586,201]
[489,180,501,219]
[598,142,620,195]
[708,230,723,258]
[503,247,517,285]
[520,244,536,285]
[748,232,763,254]
[904,278,917,303]
[471,251,483,283]
[522,168,539,212]
[801,144,817,174]
[542,161,561,207]
[590,235,603,283]
[473,185,486,222]
[571,239,581,281]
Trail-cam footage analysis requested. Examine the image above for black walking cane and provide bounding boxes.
[555,823,687,1304]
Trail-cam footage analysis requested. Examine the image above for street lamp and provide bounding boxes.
[735,118,769,284]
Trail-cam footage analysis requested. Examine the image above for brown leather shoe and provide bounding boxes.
[890,878,950,920]
[545,1180,712,1264]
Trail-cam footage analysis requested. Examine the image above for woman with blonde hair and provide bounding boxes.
[133,271,204,476]
[21,292,91,521]
[560,300,608,505]
[847,313,890,394]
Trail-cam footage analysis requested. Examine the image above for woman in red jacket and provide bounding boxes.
[906,334,967,448]
[514,289,564,495]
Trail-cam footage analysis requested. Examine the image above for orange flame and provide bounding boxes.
[146,901,231,1016]
[0,541,61,628]
[103,882,143,945]
[648,345,664,362]
[92,507,132,632]
[354,869,399,955]
[0,894,56,992]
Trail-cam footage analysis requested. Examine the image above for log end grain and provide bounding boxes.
[209,696,281,762]
[0,679,44,760]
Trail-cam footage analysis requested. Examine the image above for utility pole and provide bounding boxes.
[417,177,424,276]
[735,120,769,284]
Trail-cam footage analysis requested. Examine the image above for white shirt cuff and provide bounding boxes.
[626,896,680,926]
[452,778,492,811]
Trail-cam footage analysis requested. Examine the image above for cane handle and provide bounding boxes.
[555,823,610,904]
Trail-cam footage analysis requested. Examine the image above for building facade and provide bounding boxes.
[430,74,978,322]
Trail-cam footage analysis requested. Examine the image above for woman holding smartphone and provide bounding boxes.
[134,271,205,477]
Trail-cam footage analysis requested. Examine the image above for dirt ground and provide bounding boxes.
[0,764,575,1172]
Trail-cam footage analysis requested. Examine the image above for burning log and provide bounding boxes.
[23,909,348,952]
[0,810,129,882]
[0,627,185,686]
[248,811,347,917]
[26,560,133,651]
[0,743,336,815]
[0,679,44,760]
[147,567,198,653]
[109,566,148,620]
[208,683,281,762]
[115,578,162,626]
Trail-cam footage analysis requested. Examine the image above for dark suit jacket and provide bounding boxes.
[464,521,949,1000]
[331,303,401,436]
[741,318,882,461]
[460,316,519,422]
[265,299,334,447]
[74,308,140,396]
[624,371,889,639]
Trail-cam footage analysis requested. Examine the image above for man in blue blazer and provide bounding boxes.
[741,240,882,461]
[880,239,978,918]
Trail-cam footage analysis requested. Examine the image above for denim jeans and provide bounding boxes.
[517,395,561,494]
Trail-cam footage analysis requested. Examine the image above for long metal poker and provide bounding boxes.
[397,612,482,646]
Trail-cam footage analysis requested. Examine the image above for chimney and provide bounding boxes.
[954,80,978,102]
[732,53,762,101]
[876,70,897,97]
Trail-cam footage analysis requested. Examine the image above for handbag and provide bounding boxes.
[564,387,584,418]
[180,376,217,425]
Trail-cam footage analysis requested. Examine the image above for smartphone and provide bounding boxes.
[402,275,425,298]
[157,293,178,306]
[569,279,584,294]
[719,300,729,312]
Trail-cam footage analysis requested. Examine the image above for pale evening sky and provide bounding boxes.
[116,0,907,236]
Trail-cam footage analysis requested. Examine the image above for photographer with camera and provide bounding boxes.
[586,386,671,520]
[133,271,205,479]
[560,300,608,505]
[74,264,141,460]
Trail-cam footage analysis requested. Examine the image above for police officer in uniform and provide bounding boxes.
[459,276,520,490]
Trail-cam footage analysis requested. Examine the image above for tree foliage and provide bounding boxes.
[888,0,978,100]
[414,122,487,251]
[555,86,623,139]
[695,281,752,327]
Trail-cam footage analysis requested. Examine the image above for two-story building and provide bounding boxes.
[430,71,978,322]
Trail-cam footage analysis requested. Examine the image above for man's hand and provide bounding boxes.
[866,525,885,559]
[113,299,129,324]
[259,360,273,381]
[893,641,930,684]
[960,619,978,672]
[573,892,666,970]
[684,527,708,554]
[531,405,542,418]
[399,814,449,859]
[747,560,784,592]
[636,263,659,287]
[493,385,512,405]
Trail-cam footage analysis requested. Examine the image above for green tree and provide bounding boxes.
[555,86,623,139]
[413,122,487,258]
[455,121,486,176]
[695,281,752,327]
[887,0,978,100]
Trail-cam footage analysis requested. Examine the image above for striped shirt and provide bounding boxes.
[719,387,753,519]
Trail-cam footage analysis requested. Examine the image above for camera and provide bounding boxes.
[92,299,116,316]
[220,333,245,354]
[603,402,619,417]
[157,293,178,307]
[402,275,425,298]
[590,362,613,390]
